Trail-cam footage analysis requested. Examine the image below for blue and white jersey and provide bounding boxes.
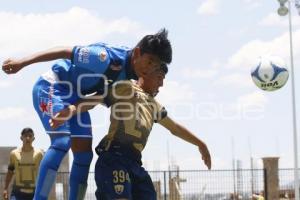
[51,42,137,95]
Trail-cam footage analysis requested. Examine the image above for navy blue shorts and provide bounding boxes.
[10,189,34,200]
[94,151,156,200]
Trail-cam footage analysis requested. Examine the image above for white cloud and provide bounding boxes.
[0,107,26,120]
[227,39,271,70]
[226,27,249,38]
[226,29,300,70]
[181,68,218,79]
[213,73,253,88]
[0,7,146,57]
[237,91,268,106]
[259,13,300,27]
[211,91,268,121]
[197,0,220,16]
[243,0,262,9]
[157,80,196,104]
[259,13,286,27]
[0,80,13,88]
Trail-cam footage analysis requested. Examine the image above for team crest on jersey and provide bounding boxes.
[134,91,147,100]
[134,92,141,99]
[78,48,90,64]
[114,184,124,194]
[99,50,107,62]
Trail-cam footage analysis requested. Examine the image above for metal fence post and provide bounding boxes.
[264,168,268,200]
[163,171,167,200]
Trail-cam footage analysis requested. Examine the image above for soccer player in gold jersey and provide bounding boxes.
[3,128,43,200]
[50,64,211,200]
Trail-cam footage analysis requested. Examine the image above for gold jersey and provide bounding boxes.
[8,148,43,193]
[101,80,167,153]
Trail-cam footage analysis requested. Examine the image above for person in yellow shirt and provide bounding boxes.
[253,192,265,200]
[2,128,44,200]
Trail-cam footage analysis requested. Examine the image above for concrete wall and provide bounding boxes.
[0,147,17,173]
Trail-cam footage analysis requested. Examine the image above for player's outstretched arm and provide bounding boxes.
[159,116,211,169]
[49,96,104,129]
[2,46,73,74]
[3,168,14,200]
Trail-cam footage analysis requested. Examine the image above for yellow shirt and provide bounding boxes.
[8,148,43,193]
[102,80,167,152]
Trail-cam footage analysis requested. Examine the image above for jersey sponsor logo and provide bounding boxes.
[39,98,52,116]
[39,85,54,116]
[99,50,107,62]
[114,184,124,195]
[110,64,122,71]
[40,101,48,113]
[78,47,90,64]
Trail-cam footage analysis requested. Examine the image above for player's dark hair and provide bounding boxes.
[160,63,168,75]
[21,127,34,136]
[136,28,172,64]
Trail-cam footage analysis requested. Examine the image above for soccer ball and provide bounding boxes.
[251,56,289,91]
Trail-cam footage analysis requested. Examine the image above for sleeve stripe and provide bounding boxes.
[154,107,168,123]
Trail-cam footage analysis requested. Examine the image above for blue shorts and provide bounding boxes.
[95,151,156,200]
[32,77,92,138]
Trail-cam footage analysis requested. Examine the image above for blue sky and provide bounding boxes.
[0,0,300,170]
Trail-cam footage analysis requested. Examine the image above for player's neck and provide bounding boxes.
[138,77,151,90]
[137,78,145,89]
[22,145,33,152]
[137,78,154,96]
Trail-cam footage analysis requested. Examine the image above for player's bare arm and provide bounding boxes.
[159,116,211,169]
[49,96,103,129]
[2,170,14,200]
[2,46,73,74]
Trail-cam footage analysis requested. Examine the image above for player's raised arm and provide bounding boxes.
[158,116,211,169]
[2,46,73,74]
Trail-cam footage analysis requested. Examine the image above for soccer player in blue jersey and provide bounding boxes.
[2,29,172,200]
[50,64,211,200]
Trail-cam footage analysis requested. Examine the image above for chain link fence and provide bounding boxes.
[0,169,299,200]
[278,168,298,199]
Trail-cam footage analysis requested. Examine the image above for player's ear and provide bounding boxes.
[32,136,35,141]
[133,47,141,59]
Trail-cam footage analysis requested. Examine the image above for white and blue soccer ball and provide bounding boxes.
[251,56,289,91]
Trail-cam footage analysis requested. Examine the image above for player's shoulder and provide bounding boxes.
[110,80,135,97]
[74,42,130,70]
[11,148,20,154]
[100,43,130,51]
[34,148,44,155]
[93,43,130,62]
[150,96,163,109]
[89,43,130,55]
[9,148,20,158]
[112,80,134,88]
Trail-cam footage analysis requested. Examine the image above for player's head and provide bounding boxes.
[142,63,168,97]
[20,127,35,145]
[132,28,172,77]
